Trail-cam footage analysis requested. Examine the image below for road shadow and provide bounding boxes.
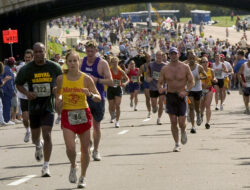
[0,143,65,150]
[239,162,250,166]
[242,186,250,189]
[140,133,171,137]
[0,175,26,181]
[4,162,70,169]
[104,151,173,158]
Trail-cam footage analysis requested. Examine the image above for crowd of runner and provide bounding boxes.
[0,15,249,188]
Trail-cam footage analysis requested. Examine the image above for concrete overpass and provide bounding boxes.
[0,0,249,59]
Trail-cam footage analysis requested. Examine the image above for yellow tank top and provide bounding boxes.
[62,72,88,110]
[202,68,212,87]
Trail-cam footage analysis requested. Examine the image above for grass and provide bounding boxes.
[180,16,245,27]
[48,41,86,58]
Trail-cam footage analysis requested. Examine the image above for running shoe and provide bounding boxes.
[24,131,31,143]
[181,131,187,145]
[215,105,219,111]
[35,140,44,162]
[115,121,120,128]
[190,127,196,134]
[14,119,22,124]
[173,144,181,152]
[77,176,86,188]
[92,150,101,161]
[69,166,77,183]
[147,112,151,118]
[205,123,210,129]
[41,165,51,177]
[55,116,61,124]
[157,118,162,125]
[130,101,133,107]
[196,114,202,126]
[134,108,138,111]
[220,104,223,111]
[5,121,15,125]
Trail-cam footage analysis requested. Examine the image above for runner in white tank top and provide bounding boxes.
[212,54,227,111]
[237,57,250,114]
[187,51,207,133]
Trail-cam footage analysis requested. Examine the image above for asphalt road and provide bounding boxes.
[0,91,250,190]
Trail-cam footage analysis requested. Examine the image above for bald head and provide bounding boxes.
[33,42,45,50]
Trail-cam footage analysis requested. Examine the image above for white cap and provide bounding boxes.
[58,59,64,63]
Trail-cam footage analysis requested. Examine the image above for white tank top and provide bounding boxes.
[243,62,250,87]
[191,64,202,91]
[213,62,224,79]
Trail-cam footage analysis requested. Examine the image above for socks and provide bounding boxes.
[43,162,49,167]
[26,127,30,133]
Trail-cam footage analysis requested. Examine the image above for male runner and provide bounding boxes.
[15,42,62,177]
[80,40,113,161]
[158,47,194,152]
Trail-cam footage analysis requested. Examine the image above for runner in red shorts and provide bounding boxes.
[55,50,101,188]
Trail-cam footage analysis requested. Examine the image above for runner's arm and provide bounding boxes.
[55,75,63,113]
[121,70,129,87]
[146,64,153,82]
[237,64,246,87]
[199,65,207,80]
[157,67,166,94]
[84,75,101,102]
[98,59,113,86]
[222,63,228,73]
[186,65,195,91]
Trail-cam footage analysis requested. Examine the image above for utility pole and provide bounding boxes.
[147,3,152,31]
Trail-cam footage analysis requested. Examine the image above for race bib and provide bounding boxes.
[131,76,138,83]
[68,110,88,125]
[153,71,160,80]
[215,70,222,78]
[32,83,51,97]
[245,75,250,83]
[113,79,121,87]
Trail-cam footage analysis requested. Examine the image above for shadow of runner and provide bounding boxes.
[0,175,26,181]
[104,151,173,157]
[4,162,70,169]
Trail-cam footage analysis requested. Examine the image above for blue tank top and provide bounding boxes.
[81,57,105,100]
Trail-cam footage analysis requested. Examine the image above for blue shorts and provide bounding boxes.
[142,81,150,89]
[129,82,140,93]
[87,99,105,122]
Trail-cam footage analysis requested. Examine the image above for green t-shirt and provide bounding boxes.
[15,60,62,114]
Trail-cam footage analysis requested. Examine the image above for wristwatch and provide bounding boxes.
[89,93,94,99]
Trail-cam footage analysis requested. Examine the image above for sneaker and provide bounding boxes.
[5,121,15,125]
[14,119,22,124]
[35,140,44,162]
[110,118,114,123]
[130,101,133,107]
[55,116,61,124]
[196,114,202,126]
[190,127,196,134]
[157,118,162,125]
[147,112,151,118]
[115,121,120,128]
[173,144,181,152]
[77,176,86,188]
[215,105,219,111]
[205,123,210,129]
[24,131,31,143]
[134,108,138,111]
[227,90,230,95]
[181,131,187,145]
[152,106,158,113]
[41,165,51,177]
[220,104,223,111]
[92,150,101,161]
[69,166,77,183]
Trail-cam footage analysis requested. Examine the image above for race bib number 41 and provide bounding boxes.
[32,83,51,97]
[68,110,88,125]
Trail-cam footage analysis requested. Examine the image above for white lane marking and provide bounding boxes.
[118,130,129,135]
[143,118,151,122]
[8,175,36,186]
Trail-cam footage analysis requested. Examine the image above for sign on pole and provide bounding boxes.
[2,29,18,44]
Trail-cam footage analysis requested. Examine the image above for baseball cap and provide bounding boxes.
[169,47,178,54]
[8,57,16,64]
[220,54,225,58]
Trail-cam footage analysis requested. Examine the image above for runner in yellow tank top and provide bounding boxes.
[200,57,217,130]
[55,50,101,188]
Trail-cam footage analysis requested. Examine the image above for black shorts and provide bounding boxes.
[243,87,250,96]
[150,90,165,98]
[29,112,55,129]
[166,93,187,117]
[215,79,224,88]
[20,98,28,112]
[188,91,202,101]
[88,99,105,122]
[107,87,122,100]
